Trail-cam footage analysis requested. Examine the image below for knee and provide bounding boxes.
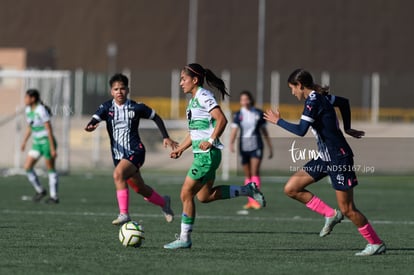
[283,184,297,198]
[112,170,123,184]
[339,205,356,219]
[196,194,211,203]
[180,190,193,203]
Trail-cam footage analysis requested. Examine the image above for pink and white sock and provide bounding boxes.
[116,188,129,214]
[358,223,382,244]
[306,195,335,217]
[144,190,165,207]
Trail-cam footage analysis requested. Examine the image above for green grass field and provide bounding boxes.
[0,171,413,275]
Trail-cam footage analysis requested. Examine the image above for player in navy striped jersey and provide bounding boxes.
[230,91,273,209]
[85,73,178,225]
[264,69,385,256]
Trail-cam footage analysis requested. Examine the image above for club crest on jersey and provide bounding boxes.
[128,110,135,119]
[309,93,317,100]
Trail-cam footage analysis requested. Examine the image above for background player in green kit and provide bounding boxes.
[21,89,59,203]
[164,63,266,249]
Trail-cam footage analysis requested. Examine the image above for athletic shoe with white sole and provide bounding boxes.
[161,195,174,223]
[112,213,131,226]
[319,209,344,237]
[246,182,266,207]
[164,235,192,249]
[355,243,386,256]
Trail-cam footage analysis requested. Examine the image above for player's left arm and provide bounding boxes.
[260,126,273,159]
[199,106,228,151]
[331,95,365,138]
[152,113,179,150]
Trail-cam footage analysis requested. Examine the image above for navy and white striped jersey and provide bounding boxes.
[301,91,353,162]
[92,99,155,160]
[231,107,266,152]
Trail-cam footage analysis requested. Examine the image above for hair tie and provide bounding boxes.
[185,66,203,77]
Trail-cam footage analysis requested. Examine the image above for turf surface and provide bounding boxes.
[0,171,413,274]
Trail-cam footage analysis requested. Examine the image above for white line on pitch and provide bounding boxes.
[2,209,413,225]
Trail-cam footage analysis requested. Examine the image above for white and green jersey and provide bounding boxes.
[25,104,51,144]
[186,87,224,153]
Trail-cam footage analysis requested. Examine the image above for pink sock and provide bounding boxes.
[306,196,335,217]
[144,190,165,207]
[116,188,129,214]
[358,223,382,244]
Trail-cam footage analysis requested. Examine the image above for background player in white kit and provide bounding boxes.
[21,89,59,203]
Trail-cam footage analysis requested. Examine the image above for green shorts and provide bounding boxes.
[30,138,57,160]
[187,148,221,184]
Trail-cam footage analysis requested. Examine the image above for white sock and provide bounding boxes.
[180,223,193,242]
[27,170,44,193]
[48,172,58,199]
[229,186,249,198]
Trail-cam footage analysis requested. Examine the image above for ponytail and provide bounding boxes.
[313,84,330,96]
[41,101,53,116]
[184,63,230,100]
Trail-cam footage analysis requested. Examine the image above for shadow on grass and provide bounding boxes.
[199,230,332,235]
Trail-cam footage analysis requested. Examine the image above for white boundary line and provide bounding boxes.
[2,209,413,225]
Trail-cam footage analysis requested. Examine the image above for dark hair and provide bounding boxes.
[287,68,329,95]
[26,89,52,116]
[183,63,230,99]
[109,73,129,87]
[240,90,255,106]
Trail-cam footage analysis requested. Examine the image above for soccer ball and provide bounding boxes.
[119,221,145,247]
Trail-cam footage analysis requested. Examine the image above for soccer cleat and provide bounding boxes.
[319,209,344,237]
[246,182,266,207]
[243,201,262,210]
[112,213,131,226]
[355,243,386,256]
[45,197,59,204]
[32,190,47,202]
[161,195,174,223]
[164,235,192,249]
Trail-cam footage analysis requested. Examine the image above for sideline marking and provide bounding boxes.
[2,209,413,225]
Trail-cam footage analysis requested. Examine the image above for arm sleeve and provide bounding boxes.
[231,112,240,129]
[331,95,351,130]
[86,117,100,127]
[276,118,311,137]
[152,113,169,139]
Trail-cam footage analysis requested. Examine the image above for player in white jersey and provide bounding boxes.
[21,89,59,203]
[230,91,273,209]
[164,63,266,249]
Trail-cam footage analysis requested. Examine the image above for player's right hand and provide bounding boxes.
[170,149,183,159]
[345,128,365,139]
[84,124,98,132]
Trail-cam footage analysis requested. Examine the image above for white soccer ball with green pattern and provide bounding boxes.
[119,221,145,247]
